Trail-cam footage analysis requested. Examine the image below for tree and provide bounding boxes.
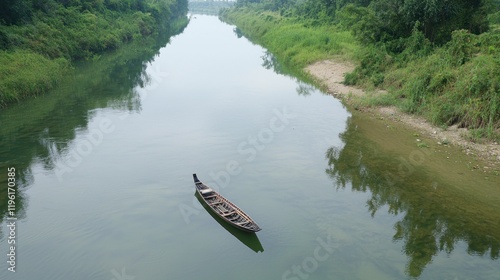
[0,0,33,25]
[370,0,489,44]
[338,4,383,44]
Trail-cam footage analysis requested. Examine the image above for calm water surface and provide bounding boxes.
[0,15,499,280]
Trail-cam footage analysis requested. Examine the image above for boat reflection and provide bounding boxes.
[195,192,264,253]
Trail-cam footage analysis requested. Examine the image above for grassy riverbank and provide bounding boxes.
[0,0,188,107]
[221,3,500,141]
[222,8,358,80]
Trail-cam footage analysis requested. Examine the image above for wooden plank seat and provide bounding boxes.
[216,205,229,213]
[209,201,223,206]
[222,211,236,217]
[199,188,213,195]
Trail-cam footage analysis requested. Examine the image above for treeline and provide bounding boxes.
[189,0,235,15]
[224,0,500,140]
[236,0,495,44]
[0,0,188,107]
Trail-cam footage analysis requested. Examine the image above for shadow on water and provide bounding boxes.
[194,192,264,253]
[326,113,500,278]
[0,19,188,239]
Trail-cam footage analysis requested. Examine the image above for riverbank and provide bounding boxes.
[307,59,500,171]
[0,0,188,107]
[220,7,499,174]
[221,6,500,145]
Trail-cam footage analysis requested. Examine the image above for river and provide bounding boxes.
[0,15,499,280]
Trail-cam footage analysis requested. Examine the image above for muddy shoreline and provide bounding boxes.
[306,59,500,172]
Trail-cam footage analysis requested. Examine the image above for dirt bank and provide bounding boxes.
[306,59,500,171]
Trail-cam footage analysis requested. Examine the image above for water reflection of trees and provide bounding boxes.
[261,51,281,72]
[233,27,244,39]
[261,51,315,96]
[0,23,187,239]
[326,116,500,278]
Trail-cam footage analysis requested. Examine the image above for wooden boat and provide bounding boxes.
[193,174,261,232]
[194,193,264,252]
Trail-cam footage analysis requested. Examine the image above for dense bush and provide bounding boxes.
[233,0,493,44]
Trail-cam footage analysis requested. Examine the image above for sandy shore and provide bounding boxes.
[306,59,500,168]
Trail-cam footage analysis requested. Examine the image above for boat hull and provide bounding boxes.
[194,192,264,252]
[193,174,261,232]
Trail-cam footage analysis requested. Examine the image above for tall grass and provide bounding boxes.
[382,31,500,139]
[0,50,69,107]
[221,9,358,75]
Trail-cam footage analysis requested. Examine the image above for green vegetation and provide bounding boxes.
[222,8,358,80]
[0,0,188,107]
[0,51,69,104]
[189,0,235,15]
[221,0,500,140]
